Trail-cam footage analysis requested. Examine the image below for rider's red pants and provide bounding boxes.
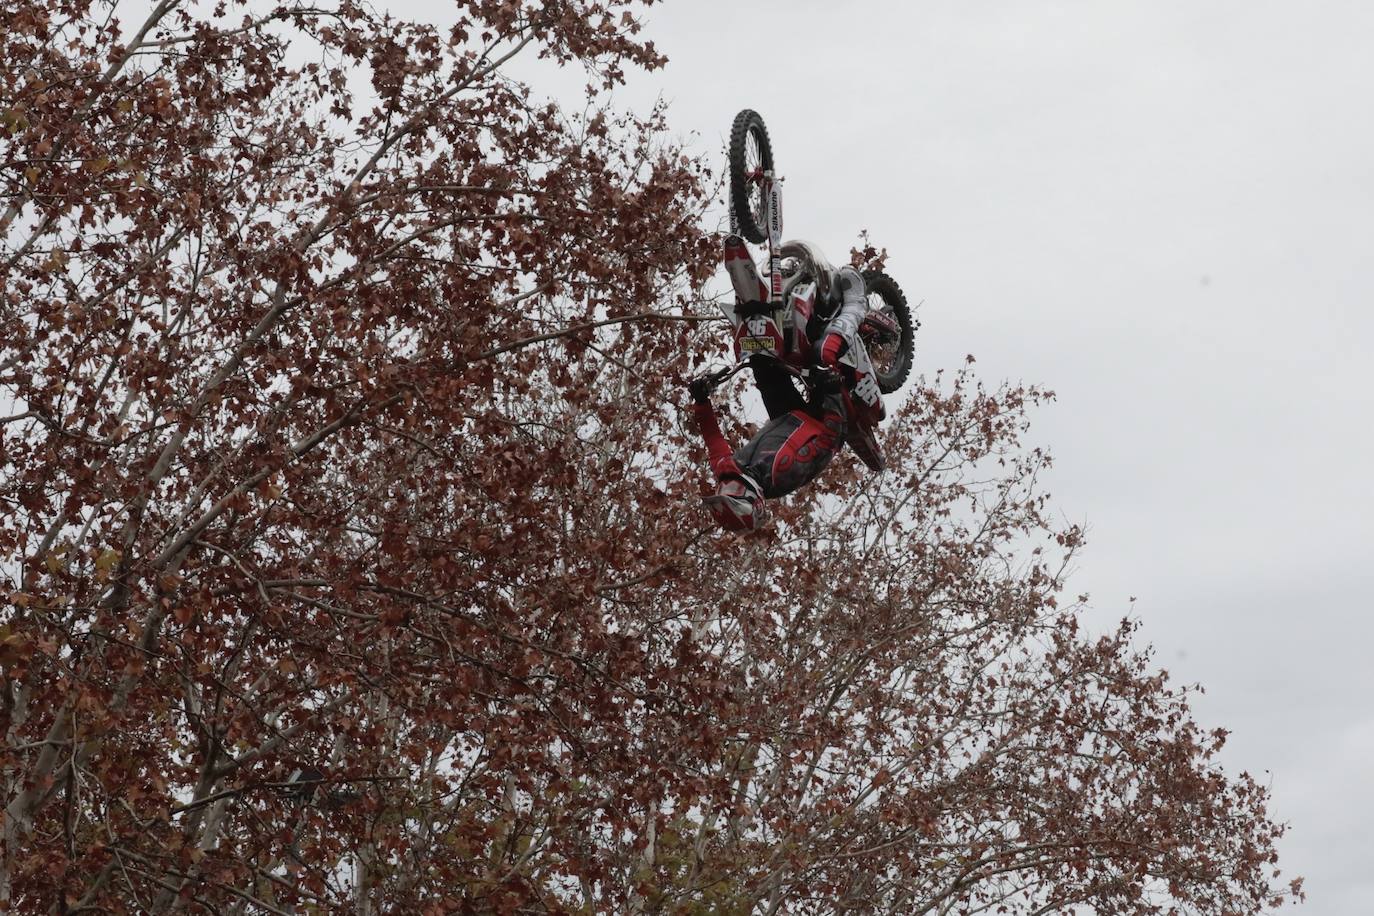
[694,399,845,499]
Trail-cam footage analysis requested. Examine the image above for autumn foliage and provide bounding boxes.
[1,0,1297,912]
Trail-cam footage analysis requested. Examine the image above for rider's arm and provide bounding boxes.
[819,266,867,367]
[693,402,744,481]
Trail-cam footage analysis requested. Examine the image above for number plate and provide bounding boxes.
[853,373,881,406]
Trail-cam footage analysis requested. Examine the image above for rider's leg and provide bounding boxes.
[732,407,845,499]
[695,388,844,501]
[750,361,805,420]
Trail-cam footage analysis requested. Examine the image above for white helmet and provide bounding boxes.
[780,239,838,306]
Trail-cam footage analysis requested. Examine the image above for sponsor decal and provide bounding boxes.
[768,183,782,241]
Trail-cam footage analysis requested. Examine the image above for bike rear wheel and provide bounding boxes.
[860,270,917,394]
[728,109,773,244]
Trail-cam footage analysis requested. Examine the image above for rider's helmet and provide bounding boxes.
[703,474,767,532]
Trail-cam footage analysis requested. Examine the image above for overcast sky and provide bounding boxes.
[103,0,1368,908]
[549,1,1370,910]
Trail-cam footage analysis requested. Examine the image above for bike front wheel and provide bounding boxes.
[728,109,773,244]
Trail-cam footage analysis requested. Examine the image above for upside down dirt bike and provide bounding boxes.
[710,108,918,472]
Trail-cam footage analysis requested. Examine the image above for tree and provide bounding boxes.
[1,0,1298,912]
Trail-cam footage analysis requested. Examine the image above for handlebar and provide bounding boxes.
[697,352,825,396]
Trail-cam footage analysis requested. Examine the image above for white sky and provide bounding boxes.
[551,1,1369,910]
[98,0,1371,909]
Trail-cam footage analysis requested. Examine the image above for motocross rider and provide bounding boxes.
[692,238,870,532]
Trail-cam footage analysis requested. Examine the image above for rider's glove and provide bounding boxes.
[688,375,714,404]
[819,332,846,368]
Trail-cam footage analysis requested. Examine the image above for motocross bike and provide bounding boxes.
[715,108,918,472]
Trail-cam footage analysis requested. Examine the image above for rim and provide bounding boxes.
[745,130,765,226]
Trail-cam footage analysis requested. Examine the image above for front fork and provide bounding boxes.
[764,173,783,304]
